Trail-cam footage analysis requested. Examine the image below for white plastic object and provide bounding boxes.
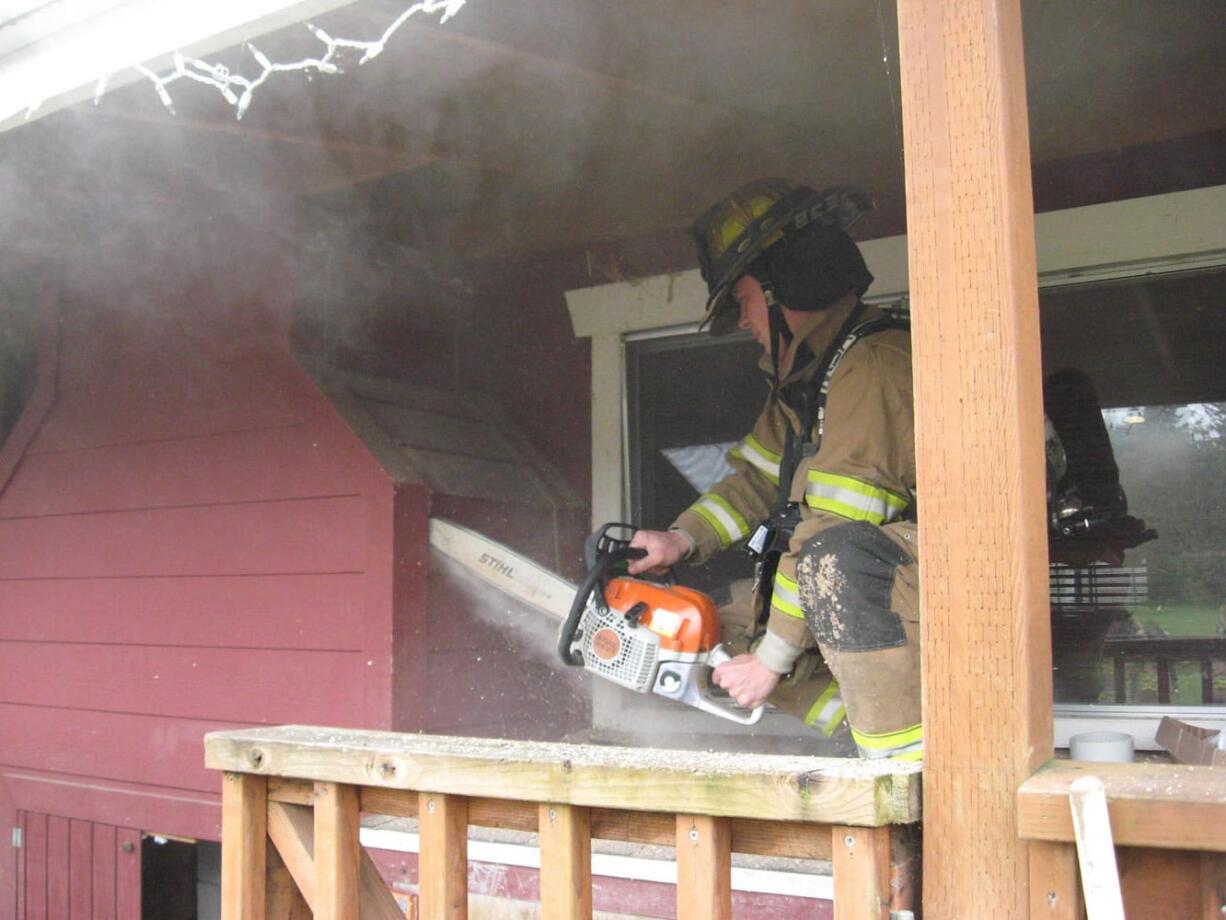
[1069,730,1134,763]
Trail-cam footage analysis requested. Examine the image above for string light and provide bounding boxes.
[89,0,465,121]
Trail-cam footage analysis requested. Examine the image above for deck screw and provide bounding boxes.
[844,834,856,848]
[1047,891,1058,907]
[426,798,436,813]
[689,828,699,842]
[548,808,558,823]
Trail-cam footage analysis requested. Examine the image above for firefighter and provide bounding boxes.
[628,179,921,761]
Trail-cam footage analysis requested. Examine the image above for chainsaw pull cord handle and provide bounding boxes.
[557,546,647,666]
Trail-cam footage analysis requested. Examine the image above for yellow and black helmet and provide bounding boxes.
[689,179,873,334]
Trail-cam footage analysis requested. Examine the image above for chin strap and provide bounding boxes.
[764,285,793,395]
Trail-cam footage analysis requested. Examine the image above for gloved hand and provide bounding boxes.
[712,652,782,709]
[627,529,690,575]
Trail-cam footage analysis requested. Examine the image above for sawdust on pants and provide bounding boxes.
[797,551,848,638]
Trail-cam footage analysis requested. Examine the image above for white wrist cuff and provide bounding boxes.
[667,527,697,560]
[754,630,805,674]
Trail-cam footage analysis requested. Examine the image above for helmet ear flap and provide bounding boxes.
[762,224,874,313]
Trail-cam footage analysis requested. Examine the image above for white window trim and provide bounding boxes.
[565,184,1226,748]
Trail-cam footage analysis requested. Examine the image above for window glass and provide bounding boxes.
[1045,269,1226,705]
[627,332,762,598]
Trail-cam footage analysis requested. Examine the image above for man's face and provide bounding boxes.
[733,275,771,350]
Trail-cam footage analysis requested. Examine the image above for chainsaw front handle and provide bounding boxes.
[557,544,647,666]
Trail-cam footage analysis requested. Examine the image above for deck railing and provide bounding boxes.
[205,725,922,919]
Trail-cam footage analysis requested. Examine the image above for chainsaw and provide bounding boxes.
[556,523,764,725]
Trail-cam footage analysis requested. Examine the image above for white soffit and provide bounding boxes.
[0,0,362,133]
[565,183,1226,338]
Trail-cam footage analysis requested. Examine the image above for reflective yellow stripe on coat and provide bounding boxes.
[805,470,909,525]
[730,434,781,485]
[690,493,751,549]
[851,723,923,761]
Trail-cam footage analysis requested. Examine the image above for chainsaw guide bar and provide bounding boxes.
[427,518,577,621]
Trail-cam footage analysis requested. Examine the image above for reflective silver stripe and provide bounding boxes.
[730,435,781,484]
[805,471,909,525]
[851,723,924,760]
[692,494,749,546]
[854,739,923,760]
[769,571,804,619]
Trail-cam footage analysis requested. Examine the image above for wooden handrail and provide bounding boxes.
[1018,759,1226,852]
[1018,759,1226,919]
[207,725,922,919]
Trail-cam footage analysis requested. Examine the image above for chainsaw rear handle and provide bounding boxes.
[558,543,647,666]
[701,644,766,725]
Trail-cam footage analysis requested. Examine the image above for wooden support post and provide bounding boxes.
[676,815,731,920]
[896,0,1051,915]
[1028,841,1082,919]
[221,772,268,920]
[832,825,891,920]
[1201,853,1226,920]
[538,803,592,920]
[313,782,361,920]
[419,792,469,920]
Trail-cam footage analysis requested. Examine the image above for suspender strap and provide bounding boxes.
[775,301,868,510]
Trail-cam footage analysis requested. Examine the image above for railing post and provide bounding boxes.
[832,825,890,920]
[676,815,731,920]
[419,792,469,920]
[313,781,361,920]
[1027,840,1081,919]
[539,802,592,919]
[221,772,267,920]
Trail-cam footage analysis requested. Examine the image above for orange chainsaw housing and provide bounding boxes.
[601,577,721,655]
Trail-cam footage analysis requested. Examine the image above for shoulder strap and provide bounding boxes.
[773,310,909,510]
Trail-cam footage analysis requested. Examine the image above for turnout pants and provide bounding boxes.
[724,521,922,760]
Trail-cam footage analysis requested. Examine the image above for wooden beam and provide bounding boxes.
[267,845,313,920]
[206,727,921,825]
[539,803,592,920]
[676,815,731,920]
[267,802,315,907]
[1201,853,1226,919]
[832,826,890,920]
[1028,841,1081,920]
[1018,761,1226,851]
[418,792,469,920]
[895,0,1050,914]
[265,798,405,920]
[221,772,267,920]
[313,782,361,920]
[355,784,836,860]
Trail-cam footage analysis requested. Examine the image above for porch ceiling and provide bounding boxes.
[2,0,1224,265]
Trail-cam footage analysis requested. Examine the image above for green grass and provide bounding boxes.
[1127,603,1221,637]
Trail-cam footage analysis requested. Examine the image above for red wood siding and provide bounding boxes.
[0,216,398,847]
[422,495,591,740]
[365,846,831,920]
[16,813,139,920]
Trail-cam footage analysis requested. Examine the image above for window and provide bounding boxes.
[1042,267,1226,742]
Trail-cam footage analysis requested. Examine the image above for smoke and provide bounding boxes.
[428,546,583,677]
